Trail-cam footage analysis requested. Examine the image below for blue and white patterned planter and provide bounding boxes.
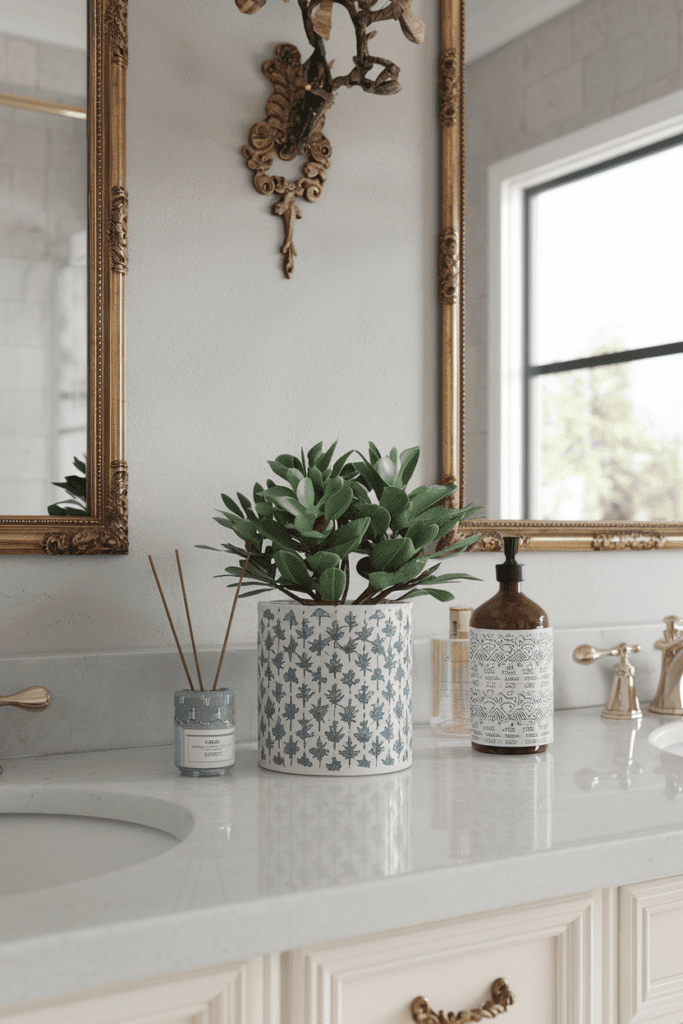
[257,601,412,776]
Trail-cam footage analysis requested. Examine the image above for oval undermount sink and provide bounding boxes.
[649,721,683,757]
[0,788,193,897]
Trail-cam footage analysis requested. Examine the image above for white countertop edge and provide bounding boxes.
[6,828,683,1010]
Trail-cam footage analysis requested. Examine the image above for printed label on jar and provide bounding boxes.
[182,728,235,768]
[469,627,553,747]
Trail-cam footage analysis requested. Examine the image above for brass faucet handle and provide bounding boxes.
[0,686,51,711]
[573,643,640,667]
[573,644,642,720]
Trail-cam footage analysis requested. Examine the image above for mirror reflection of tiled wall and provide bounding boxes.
[0,32,86,516]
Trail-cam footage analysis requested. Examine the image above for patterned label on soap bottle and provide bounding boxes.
[469,627,553,747]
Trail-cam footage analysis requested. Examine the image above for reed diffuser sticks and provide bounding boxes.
[149,543,252,691]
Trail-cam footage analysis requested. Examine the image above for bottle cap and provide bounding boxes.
[449,606,472,638]
[496,536,524,583]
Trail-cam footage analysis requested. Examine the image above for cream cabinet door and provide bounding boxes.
[286,891,612,1024]
[3,955,279,1024]
[620,874,683,1024]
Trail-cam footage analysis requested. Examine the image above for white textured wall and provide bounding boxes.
[2,0,683,670]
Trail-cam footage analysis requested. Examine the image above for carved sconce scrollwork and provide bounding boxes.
[236,0,425,276]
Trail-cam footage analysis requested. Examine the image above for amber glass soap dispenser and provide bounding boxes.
[469,537,553,755]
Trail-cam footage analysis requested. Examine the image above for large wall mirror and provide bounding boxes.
[443,0,683,552]
[0,0,126,554]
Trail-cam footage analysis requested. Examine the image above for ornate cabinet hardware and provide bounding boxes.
[411,978,514,1023]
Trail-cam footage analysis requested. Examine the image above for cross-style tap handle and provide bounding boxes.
[573,643,640,667]
[573,643,641,720]
[0,686,51,711]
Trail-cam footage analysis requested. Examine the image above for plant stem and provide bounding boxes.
[340,555,351,604]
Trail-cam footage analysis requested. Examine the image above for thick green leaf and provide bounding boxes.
[435,534,482,556]
[324,483,353,521]
[370,537,417,571]
[272,494,306,517]
[413,504,456,525]
[285,468,304,489]
[326,517,371,558]
[399,587,455,601]
[397,447,419,487]
[353,502,391,537]
[297,477,316,508]
[274,549,311,587]
[309,466,324,495]
[422,572,481,585]
[237,492,252,514]
[408,484,457,516]
[352,457,386,497]
[307,550,341,572]
[268,460,295,483]
[307,441,324,466]
[73,456,86,474]
[293,512,333,541]
[391,505,415,531]
[368,441,382,462]
[331,449,354,477]
[406,520,440,550]
[318,441,338,472]
[221,493,244,517]
[318,566,346,602]
[254,519,296,549]
[324,475,344,497]
[220,517,259,545]
[274,453,299,469]
[380,486,411,516]
[368,556,427,590]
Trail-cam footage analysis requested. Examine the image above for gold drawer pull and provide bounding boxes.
[411,978,514,1022]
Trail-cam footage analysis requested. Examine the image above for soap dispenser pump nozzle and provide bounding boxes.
[496,536,524,583]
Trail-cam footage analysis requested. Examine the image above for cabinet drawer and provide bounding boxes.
[287,891,605,1024]
[4,956,277,1024]
[620,875,683,1024]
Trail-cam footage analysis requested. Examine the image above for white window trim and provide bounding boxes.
[488,89,683,520]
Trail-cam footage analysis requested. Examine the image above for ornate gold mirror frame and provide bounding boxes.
[0,0,128,555]
[440,0,683,552]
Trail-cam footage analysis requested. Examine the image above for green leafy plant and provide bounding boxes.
[201,441,481,605]
[47,456,88,516]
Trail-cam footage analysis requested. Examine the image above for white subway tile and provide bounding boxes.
[6,37,37,89]
[615,31,648,93]
[584,46,617,107]
[525,63,583,133]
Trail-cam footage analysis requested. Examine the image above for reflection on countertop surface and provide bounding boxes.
[4,708,683,1007]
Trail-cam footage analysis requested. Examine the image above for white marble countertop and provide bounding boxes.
[4,708,683,1009]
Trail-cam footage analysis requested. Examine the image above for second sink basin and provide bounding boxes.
[0,786,193,897]
[649,720,683,758]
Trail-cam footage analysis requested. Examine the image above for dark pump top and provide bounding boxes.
[496,536,524,583]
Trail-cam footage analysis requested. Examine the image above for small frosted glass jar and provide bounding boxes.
[174,689,236,777]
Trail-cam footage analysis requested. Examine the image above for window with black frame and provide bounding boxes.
[524,134,683,522]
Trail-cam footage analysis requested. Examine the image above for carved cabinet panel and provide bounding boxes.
[286,891,607,1024]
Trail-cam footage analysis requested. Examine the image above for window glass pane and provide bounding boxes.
[528,352,683,521]
[528,142,683,366]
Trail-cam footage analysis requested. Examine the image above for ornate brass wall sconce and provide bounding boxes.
[237,0,425,277]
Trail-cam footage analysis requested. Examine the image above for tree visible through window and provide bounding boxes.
[524,135,683,521]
